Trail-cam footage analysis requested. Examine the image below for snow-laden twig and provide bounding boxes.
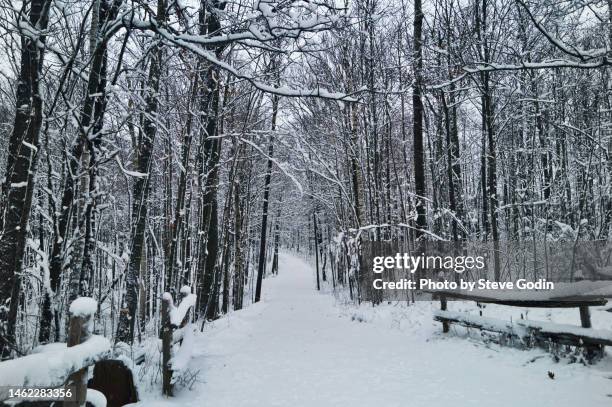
[115,155,149,178]
[515,0,607,62]
[240,137,304,195]
[348,223,448,241]
[136,25,358,102]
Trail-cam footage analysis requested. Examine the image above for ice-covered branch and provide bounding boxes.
[515,0,607,61]
[463,58,612,73]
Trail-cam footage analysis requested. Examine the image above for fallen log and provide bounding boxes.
[434,310,612,348]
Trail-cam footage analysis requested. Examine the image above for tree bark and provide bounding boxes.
[116,0,166,344]
[195,0,226,321]
[42,0,122,343]
[271,195,282,275]
[0,0,51,357]
[232,142,245,310]
[313,212,321,291]
[166,73,199,292]
[254,95,279,303]
[412,0,427,237]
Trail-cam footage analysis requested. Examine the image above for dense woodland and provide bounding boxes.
[0,0,611,358]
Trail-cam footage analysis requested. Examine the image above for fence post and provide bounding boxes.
[579,305,602,361]
[162,294,174,396]
[440,295,449,333]
[579,305,591,328]
[64,298,96,407]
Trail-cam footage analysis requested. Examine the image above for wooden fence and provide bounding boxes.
[430,289,612,361]
[161,287,196,396]
[0,288,199,405]
[0,298,111,406]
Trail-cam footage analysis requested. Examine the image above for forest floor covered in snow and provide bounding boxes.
[128,253,612,407]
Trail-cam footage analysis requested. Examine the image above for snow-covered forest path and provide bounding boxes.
[134,253,612,407]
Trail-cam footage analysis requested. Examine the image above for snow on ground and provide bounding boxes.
[129,252,612,407]
[86,389,107,407]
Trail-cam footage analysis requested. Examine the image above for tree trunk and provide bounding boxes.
[479,0,501,280]
[233,142,245,310]
[412,0,427,237]
[254,95,279,303]
[271,195,282,275]
[196,84,221,320]
[0,0,51,357]
[313,212,321,291]
[116,0,166,344]
[42,0,122,343]
[195,0,226,320]
[68,0,111,307]
[167,73,199,292]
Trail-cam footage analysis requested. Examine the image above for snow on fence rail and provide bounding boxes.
[168,286,197,327]
[0,297,110,405]
[161,287,197,396]
[425,281,612,307]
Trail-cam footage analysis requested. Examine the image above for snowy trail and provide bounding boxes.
[134,253,612,407]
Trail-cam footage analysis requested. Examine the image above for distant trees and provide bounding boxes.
[289,0,612,292]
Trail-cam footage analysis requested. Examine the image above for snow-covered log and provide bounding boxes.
[515,318,612,348]
[433,310,525,336]
[434,310,612,350]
